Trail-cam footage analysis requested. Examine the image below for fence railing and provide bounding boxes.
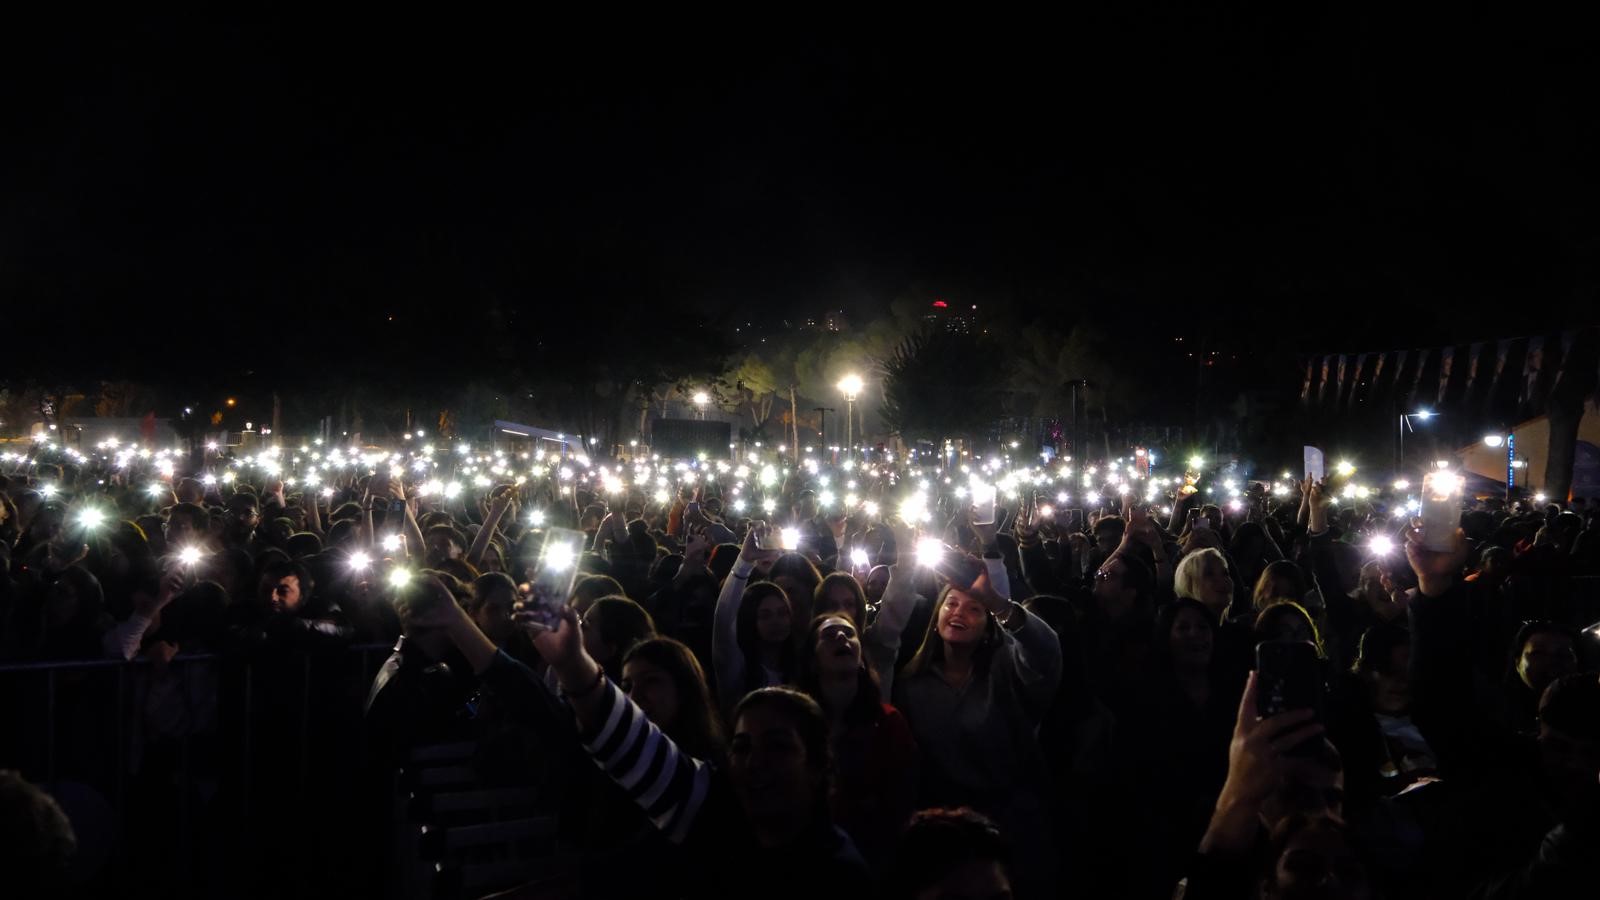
[0,643,393,897]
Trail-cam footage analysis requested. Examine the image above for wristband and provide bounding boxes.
[561,665,607,700]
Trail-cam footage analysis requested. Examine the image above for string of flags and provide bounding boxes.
[1299,327,1600,415]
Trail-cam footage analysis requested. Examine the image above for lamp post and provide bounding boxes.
[1397,410,1433,475]
[692,391,709,421]
[837,374,863,459]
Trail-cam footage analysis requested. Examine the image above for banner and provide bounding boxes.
[1299,358,1315,404]
[1547,329,1577,400]
[1408,348,1430,403]
[1436,346,1455,406]
[1347,353,1368,408]
[1520,336,1545,407]
[1317,356,1333,405]
[1334,355,1349,406]
[1369,350,1389,392]
[1487,339,1513,411]
[1464,341,1485,398]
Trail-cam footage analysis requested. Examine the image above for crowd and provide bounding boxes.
[1,436,1598,899]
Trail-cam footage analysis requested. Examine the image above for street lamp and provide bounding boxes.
[692,391,709,420]
[1397,410,1434,475]
[837,374,863,457]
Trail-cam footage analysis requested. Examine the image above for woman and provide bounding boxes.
[880,547,1062,897]
[581,595,657,681]
[713,523,797,714]
[769,551,822,629]
[1174,548,1235,620]
[812,571,868,628]
[1125,598,1236,897]
[796,614,918,870]
[1254,600,1325,658]
[1251,560,1319,616]
[426,586,871,899]
[620,636,726,763]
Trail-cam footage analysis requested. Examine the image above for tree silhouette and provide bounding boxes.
[878,327,1005,444]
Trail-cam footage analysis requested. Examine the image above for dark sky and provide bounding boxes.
[4,12,1598,387]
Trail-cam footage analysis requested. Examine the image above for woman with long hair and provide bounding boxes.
[713,523,798,714]
[796,613,917,870]
[879,543,1062,897]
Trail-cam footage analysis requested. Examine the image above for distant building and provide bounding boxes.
[924,299,976,334]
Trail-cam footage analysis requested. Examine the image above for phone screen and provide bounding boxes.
[1420,471,1461,551]
[523,527,585,627]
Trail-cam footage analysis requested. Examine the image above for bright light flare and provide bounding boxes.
[1368,535,1395,556]
[543,542,576,573]
[348,552,372,571]
[916,537,945,568]
[850,548,870,568]
[178,546,203,566]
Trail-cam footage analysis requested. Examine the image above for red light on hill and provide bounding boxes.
[931,300,948,308]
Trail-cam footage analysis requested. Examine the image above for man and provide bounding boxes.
[0,770,76,898]
[222,492,262,555]
[790,489,839,569]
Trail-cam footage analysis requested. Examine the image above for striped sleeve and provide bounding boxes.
[578,678,712,844]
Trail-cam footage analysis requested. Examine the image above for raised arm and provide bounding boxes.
[466,488,514,569]
[435,581,715,844]
[713,522,780,712]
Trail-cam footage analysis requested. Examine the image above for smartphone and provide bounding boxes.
[1064,509,1084,532]
[1193,516,1211,531]
[386,497,407,520]
[933,548,984,591]
[522,527,586,628]
[1256,640,1324,755]
[1420,470,1461,552]
[970,482,997,527]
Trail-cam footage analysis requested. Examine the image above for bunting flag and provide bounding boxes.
[1370,350,1389,392]
[1436,346,1455,406]
[1487,339,1513,411]
[1391,350,1409,401]
[1464,342,1485,398]
[1334,355,1349,405]
[1520,336,1546,407]
[1300,358,1315,404]
[1347,353,1369,408]
[1317,356,1333,404]
[1408,348,1430,403]
[1547,330,1577,400]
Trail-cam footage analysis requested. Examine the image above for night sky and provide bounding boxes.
[3,13,1597,389]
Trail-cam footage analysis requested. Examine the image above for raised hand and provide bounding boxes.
[1404,525,1468,597]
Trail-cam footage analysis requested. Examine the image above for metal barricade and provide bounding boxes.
[0,643,392,896]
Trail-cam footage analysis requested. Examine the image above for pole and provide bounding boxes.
[845,397,854,457]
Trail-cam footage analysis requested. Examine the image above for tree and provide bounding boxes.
[878,327,1006,444]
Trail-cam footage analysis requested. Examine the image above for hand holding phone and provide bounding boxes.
[1255,640,1324,756]
[519,527,586,628]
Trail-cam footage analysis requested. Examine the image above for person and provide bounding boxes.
[1404,526,1600,897]
[1174,547,1235,621]
[1182,671,1354,899]
[884,807,1013,900]
[425,593,871,898]
[1347,622,1437,793]
[0,770,77,899]
[878,542,1062,896]
[768,551,822,630]
[796,613,918,869]
[813,570,869,628]
[620,636,726,763]
[579,595,656,681]
[713,523,797,713]
[1122,598,1235,897]
[221,492,262,555]
[1502,620,1579,735]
